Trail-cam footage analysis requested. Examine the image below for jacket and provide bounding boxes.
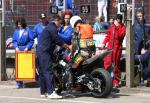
[103,24,126,50]
[37,22,64,55]
[33,22,48,43]
[58,25,72,45]
[134,22,150,54]
[103,24,126,69]
[12,27,34,51]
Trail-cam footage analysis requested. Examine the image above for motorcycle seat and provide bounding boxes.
[82,49,112,65]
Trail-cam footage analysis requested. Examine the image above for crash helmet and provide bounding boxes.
[70,16,82,28]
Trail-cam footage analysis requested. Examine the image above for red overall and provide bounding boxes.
[102,24,126,86]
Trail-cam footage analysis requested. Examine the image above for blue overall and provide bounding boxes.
[58,25,72,45]
[33,22,48,43]
[36,22,64,95]
[33,22,49,80]
[13,27,34,87]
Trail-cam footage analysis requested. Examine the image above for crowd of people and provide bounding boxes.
[134,9,150,85]
[10,6,150,99]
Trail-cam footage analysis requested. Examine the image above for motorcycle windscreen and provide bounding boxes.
[15,51,36,82]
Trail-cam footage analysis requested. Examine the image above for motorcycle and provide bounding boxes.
[53,46,113,98]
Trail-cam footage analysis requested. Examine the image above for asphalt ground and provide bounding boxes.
[0,81,150,103]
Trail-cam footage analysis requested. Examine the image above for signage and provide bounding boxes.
[50,6,58,14]
[120,4,127,12]
[80,5,90,14]
[56,0,66,10]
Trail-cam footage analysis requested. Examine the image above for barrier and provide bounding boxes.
[15,51,36,81]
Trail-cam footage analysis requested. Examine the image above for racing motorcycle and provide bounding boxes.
[53,46,112,98]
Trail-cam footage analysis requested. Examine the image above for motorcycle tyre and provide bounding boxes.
[90,68,112,98]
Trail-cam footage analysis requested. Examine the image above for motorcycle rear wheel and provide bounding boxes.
[90,68,112,98]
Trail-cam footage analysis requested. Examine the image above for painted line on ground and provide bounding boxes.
[132,93,150,97]
[0,95,100,103]
[59,99,100,103]
[0,96,48,101]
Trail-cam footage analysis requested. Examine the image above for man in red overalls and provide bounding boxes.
[101,14,126,89]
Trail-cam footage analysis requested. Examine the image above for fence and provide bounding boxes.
[5,0,53,39]
[73,0,150,24]
[4,0,150,39]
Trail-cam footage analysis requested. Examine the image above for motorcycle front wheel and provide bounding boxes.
[90,68,112,98]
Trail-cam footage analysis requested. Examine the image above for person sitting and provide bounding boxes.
[134,8,150,86]
[100,16,109,30]
[70,15,95,68]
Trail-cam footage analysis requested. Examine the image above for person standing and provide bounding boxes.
[36,15,69,99]
[97,0,108,22]
[101,14,126,88]
[13,17,34,88]
[33,13,49,45]
[58,10,73,45]
[33,13,49,80]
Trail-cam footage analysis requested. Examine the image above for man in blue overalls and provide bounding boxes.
[36,15,69,99]
[33,13,49,44]
[33,13,49,80]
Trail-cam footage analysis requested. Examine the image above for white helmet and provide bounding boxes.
[70,16,82,28]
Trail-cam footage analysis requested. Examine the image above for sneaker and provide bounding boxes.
[16,86,23,89]
[40,93,48,98]
[112,84,120,93]
[112,83,120,93]
[47,91,62,99]
[147,78,150,87]
[41,94,45,98]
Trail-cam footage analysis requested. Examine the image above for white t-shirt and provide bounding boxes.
[19,29,25,38]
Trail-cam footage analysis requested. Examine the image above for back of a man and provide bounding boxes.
[37,22,59,53]
[36,15,69,99]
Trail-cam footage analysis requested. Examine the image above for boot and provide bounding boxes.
[147,77,150,87]
[134,55,141,64]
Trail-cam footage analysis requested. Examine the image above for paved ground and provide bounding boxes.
[0,81,150,103]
